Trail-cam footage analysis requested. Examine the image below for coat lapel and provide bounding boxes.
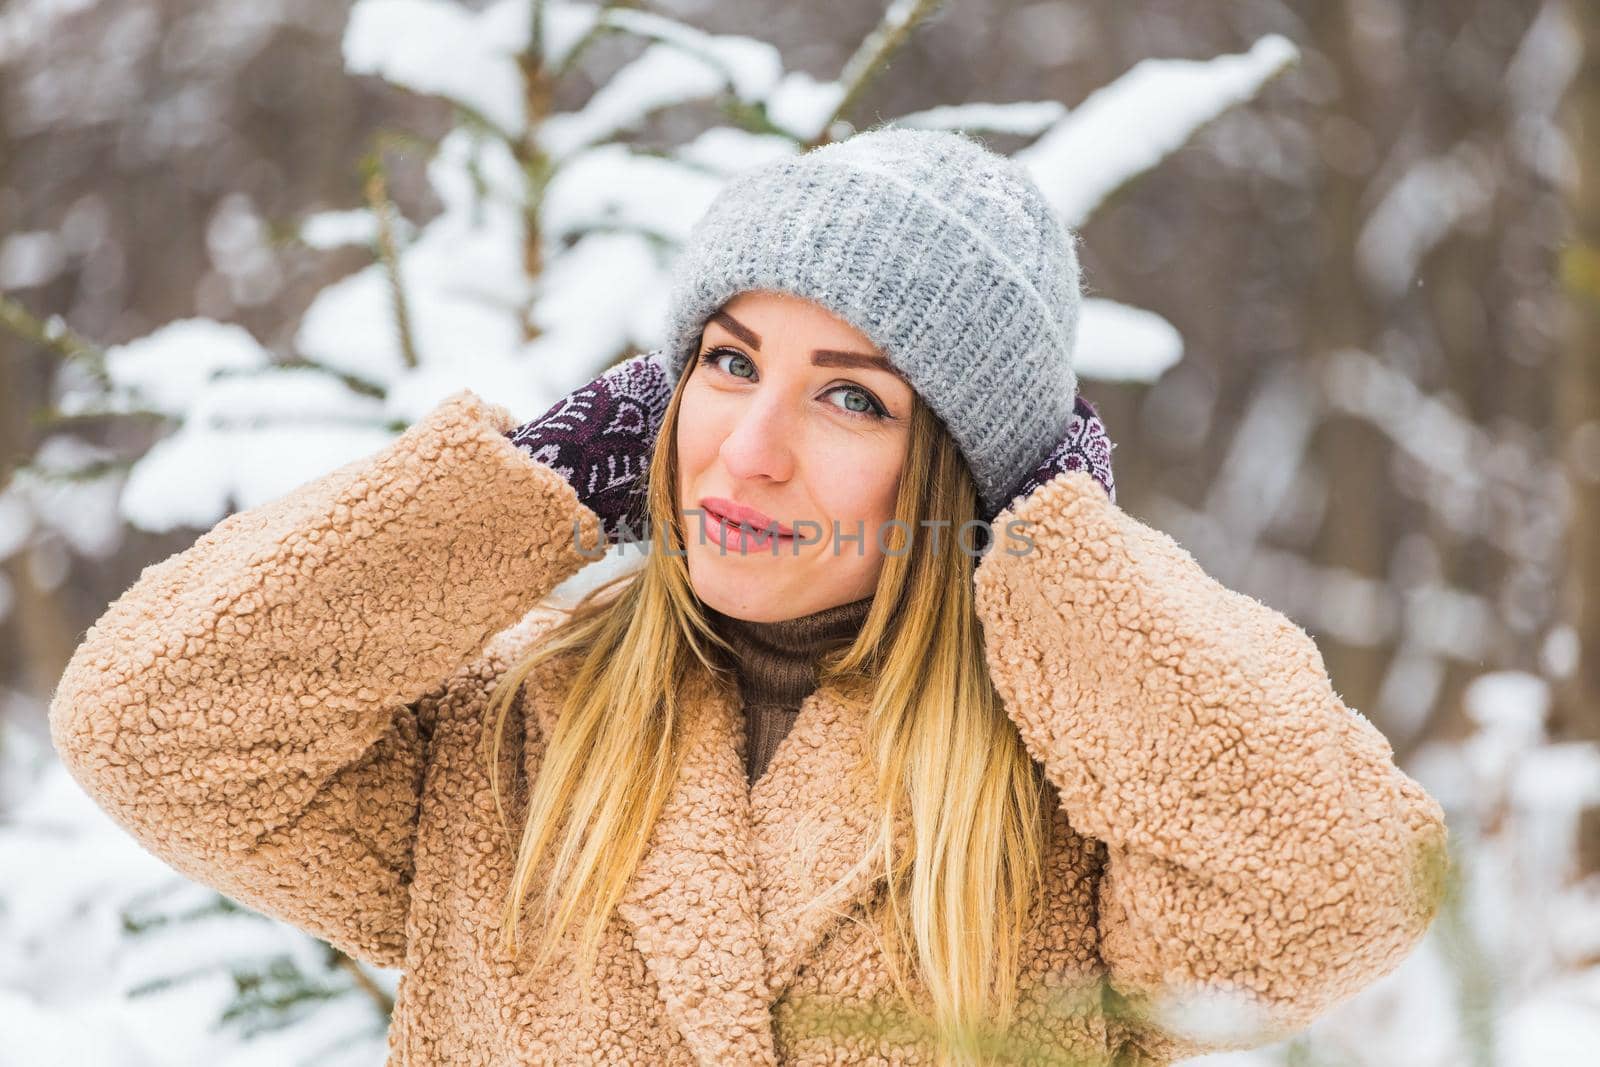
[751,684,911,1005]
[608,666,778,1066]
[518,650,899,1063]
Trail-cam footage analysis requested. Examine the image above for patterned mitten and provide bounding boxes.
[998,392,1118,516]
[504,348,676,543]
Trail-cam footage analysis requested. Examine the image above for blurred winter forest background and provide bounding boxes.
[2,0,1599,1064]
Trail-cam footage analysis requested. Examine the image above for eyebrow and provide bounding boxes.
[709,311,908,382]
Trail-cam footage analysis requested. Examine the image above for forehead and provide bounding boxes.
[715,291,875,343]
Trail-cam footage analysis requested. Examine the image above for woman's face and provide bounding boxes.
[676,290,914,623]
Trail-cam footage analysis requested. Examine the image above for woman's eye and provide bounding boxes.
[694,347,755,379]
[699,347,751,377]
[825,385,888,420]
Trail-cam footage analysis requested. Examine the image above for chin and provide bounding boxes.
[685,554,789,620]
[685,551,873,623]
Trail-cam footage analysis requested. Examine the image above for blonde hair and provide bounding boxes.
[481,350,1050,1064]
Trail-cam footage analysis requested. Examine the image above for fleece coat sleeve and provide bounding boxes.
[47,389,605,969]
[972,470,1451,1064]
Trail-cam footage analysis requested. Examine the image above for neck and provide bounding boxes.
[706,596,874,705]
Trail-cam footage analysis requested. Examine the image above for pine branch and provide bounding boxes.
[810,0,949,148]
[553,0,646,83]
[274,354,392,400]
[1432,834,1498,1067]
[530,0,546,73]
[331,948,395,1017]
[0,292,111,387]
[6,455,137,491]
[517,12,554,337]
[360,160,421,371]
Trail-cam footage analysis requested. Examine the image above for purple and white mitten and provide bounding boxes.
[1002,392,1118,514]
[504,348,675,543]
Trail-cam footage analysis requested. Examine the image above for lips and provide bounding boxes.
[699,497,794,536]
[697,497,798,553]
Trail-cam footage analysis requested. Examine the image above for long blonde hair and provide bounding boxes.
[481,349,1051,1063]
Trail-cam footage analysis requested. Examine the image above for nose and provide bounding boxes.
[718,390,796,485]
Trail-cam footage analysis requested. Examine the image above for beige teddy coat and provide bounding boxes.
[48,390,1449,1066]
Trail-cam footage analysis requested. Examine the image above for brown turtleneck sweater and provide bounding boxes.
[706,595,874,786]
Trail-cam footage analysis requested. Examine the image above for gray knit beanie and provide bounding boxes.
[661,124,1083,518]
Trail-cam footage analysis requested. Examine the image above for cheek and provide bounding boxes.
[807,436,904,523]
[675,383,724,479]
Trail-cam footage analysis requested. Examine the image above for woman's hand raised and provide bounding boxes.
[998,393,1117,517]
[505,348,676,543]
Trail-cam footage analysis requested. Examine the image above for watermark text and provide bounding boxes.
[573,510,1037,560]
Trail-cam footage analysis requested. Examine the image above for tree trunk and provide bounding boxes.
[1558,0,1600,874]
[1557,0,1600,742]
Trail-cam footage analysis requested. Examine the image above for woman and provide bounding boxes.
[49,127,1449,1067]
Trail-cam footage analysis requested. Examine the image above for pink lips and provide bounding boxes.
[699,497,794,537]
[698,497,797,552]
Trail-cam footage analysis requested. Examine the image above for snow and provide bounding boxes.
[342,0,537,134]
[1073,297,1184,383]
[1463,670,1549,740]
[342,0,787,141]
[538,34,782,159]
[0,435,125,627]
[672,125,804,176]
[882,0,923,33]
[1513,742,1600,826]
[1372,648,1447,742]
[0,0,103,67]
[0,987,162,1067]
[1015,34,1300,229]
[0,722,394,1067]
[0,229,67,290]
[101,318,273,417]
[107,360,393,535]
[1356,145,1496,299]
[601,6,786,105]
[122,415,395,534]
[1400,582,1495,662]
[1500,974,1600,1067]
[764,69,849,140]
[0,491,29,561]
[298,207,415,250]
[520,229,670,387]
[1541,623,1581,679]
[1148,983,1284,1050]
[206,192,284,308]
[540,140,724,246]
[1319,347,1566,557]
[894,99,1068,137]
[1505,0,1582,188]
[427,122,528,217]
[295,128,532,398]
[541,42,725,158]
[9,436,125,558]
[292,265,417,387]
